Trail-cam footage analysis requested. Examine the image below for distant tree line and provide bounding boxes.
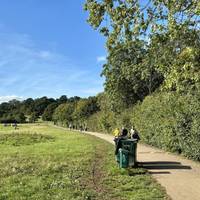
[0,95,100,126]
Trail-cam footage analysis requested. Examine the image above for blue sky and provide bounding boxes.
[0,0,106,103]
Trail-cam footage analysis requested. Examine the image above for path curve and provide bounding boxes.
[54,126,200,200]
[84,131,200,200]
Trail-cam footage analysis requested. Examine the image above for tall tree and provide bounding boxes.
[85,0,200,107]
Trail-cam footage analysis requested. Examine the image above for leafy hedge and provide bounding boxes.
[87,91,200,161]
[131,92,200,161]
[87,111,116,133]
[86,108,132,133]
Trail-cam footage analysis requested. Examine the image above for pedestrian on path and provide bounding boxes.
[113,127,120,145]
[130,126,140,141]
[115,127,128,155]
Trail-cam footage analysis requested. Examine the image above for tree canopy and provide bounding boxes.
[85,0,200,109]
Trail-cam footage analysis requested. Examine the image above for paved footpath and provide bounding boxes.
[54,126,200,200]
[84,131,200,200]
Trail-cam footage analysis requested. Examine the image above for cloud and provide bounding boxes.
[97,56,106,63]
[0,95,24,103]
[38,50,52,59]
[0,31,104,98]
[81,87,103,96]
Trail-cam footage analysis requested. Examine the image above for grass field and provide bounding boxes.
[0,124,169,200]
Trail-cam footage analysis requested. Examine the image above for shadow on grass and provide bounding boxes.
[141,161,191,171]
[127,168,147,176]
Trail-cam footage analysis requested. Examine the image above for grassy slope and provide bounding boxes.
[0,124,169,200]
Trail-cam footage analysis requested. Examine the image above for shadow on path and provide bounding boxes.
[141,161,191,170]
[149,171,171,175]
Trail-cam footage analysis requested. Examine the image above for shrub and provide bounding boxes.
[87,111,116,133]
[131,92,200,161]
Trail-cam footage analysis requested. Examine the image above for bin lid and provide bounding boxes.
[126,139,138,142]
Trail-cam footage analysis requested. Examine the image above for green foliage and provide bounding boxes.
[57,95,68,104]
[14,112,26,123]
[42,103,58,121]
[85,0,200,48]
[99,111,116,133]
[29,112,38,123]
[53,103,75,125]
[164,47,200,92]
[0,100,26,123]
[116,109,132,130]
[84,0,200,163]
[87,90,200,162]
[86,112,102,132]
[102,41,162,110]
[34,96,56,117]
[87,111,116,133]
[0,95,83,124]
[51,96,100,127]
[20,98,35,115]
[73,97,100,123]
[131,91,200,161]
[85,0,200,100]
[86,108,133,134]
[0,112,26,123]
[87,93,117,133]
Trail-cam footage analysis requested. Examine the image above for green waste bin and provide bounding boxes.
[119,148,129,168]
[117,139,138,168]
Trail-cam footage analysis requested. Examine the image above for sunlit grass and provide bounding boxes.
[0,124,169,200]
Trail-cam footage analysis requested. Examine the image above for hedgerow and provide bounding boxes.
[131,92,200,161]
[86,91,200,161]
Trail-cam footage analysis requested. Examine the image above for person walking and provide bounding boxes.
[121,127,128,138]
[113,128,120,145]
[130,126,140,141]
[113,128,120,138]
[115,127,128,155]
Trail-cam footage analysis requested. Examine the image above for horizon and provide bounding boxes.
[0,94,97,104]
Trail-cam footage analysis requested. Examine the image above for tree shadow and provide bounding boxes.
[141,161,191,170]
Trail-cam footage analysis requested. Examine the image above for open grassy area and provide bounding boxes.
[0,124,169,200]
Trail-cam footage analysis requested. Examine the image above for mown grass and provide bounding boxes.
[0,124,169,200]
[0,132,55,146]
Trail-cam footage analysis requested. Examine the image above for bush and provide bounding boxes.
[86,112,102,132]
[87,111,116,133]
[86,91,200,161]
[131,92,200,161]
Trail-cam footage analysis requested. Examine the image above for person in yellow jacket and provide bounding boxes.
[113,128,120,145]
[113,128,120,138]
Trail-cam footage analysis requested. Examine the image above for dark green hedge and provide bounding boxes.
[131,92,200,161]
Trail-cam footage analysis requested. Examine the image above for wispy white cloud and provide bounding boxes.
[0,95,24,103]
[0,31,104,98]
[81,87,103,96]
[97,56,106,63]
[37,50,52,59]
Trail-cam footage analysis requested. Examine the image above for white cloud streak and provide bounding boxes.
[0,95,24,103]
[97,56,106,63]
